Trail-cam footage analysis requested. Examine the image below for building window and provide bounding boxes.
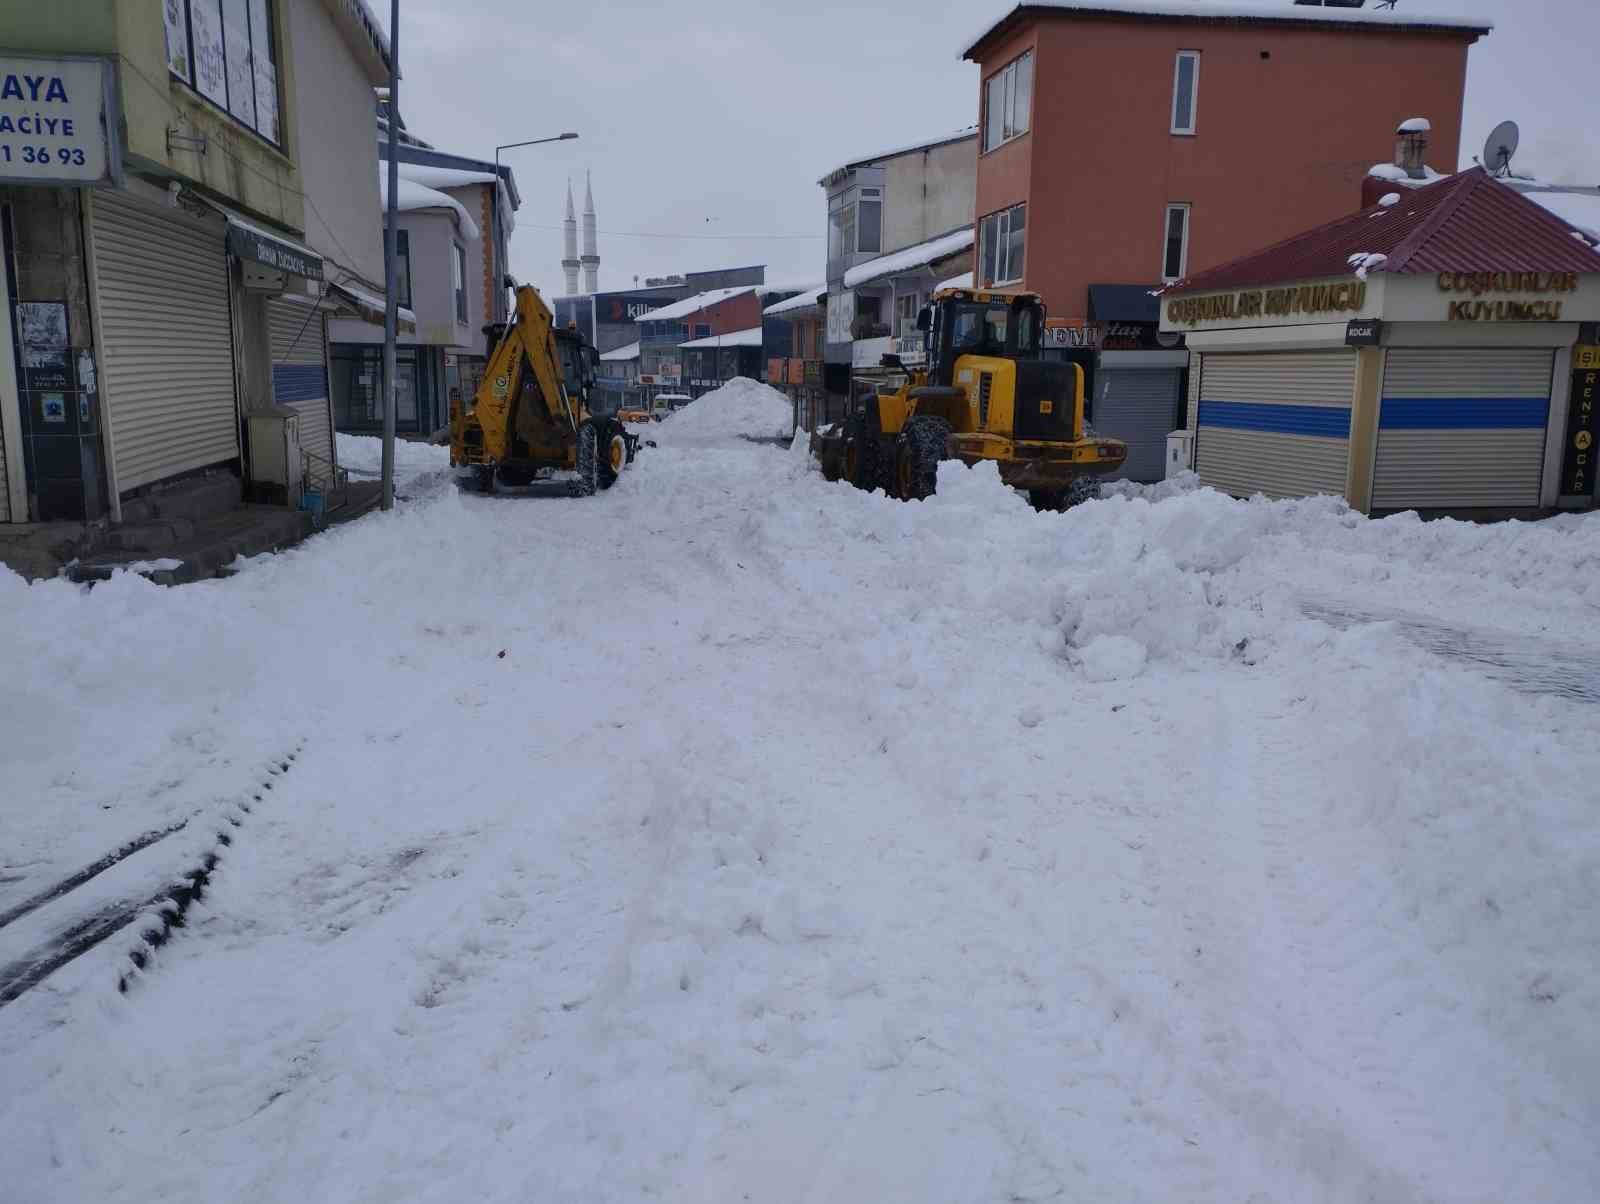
[983,50,1033,152]
[694,323,711,339]
[896,292,920,336]
[1162,203,1191,281]
[164,0,281,144]
[979,203,1025,286]
[394,228,412,308]
[858,187,882,254]
[1171,50,1200,135]
[452,243,467,323]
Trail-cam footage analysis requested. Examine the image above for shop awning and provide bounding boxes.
[222,212,324,281]
[1088,284,1161,323]
[330,281,417,333]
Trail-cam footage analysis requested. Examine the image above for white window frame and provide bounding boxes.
[1171,50,1200,136]
[857,187,883,254]
[980,203,1026,286]
[452,242,467,324]
[1161,203,1191,283]
[983,50,1034,153]
[164,0,282,145]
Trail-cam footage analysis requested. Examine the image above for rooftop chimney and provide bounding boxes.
[1395,117,1431,180]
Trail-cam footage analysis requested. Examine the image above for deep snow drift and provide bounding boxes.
[3,438,1598,1204]
[652,376,794,444]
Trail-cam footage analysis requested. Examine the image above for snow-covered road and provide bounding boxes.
[4,395,1599,1203]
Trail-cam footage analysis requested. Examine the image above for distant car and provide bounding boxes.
[617,406,653,424]
[652,393,692,420]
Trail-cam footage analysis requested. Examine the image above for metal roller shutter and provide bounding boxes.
[1096,369,1180,482]
[1373,348,1553,510]
[1195,350,1354,499]
[268,299,334,475]
[0,414,10,522]
[87,191,237,493]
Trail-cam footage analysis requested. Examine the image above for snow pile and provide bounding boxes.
[1379,191,1401,207]
[1398,116,1432,133]
[651,377,793,444]
[336,433,451,493]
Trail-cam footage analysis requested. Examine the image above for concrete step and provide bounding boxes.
[120,472,242,525]
[91,519,197,553]
[70,507,313,586]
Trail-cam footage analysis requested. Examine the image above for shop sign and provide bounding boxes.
[895,333,926,365]
[596,293,672,323]
[1344,318,1383,346]
[1046,321,1180,351]
[1046,324,1101,350]
[226,221,322,280]
[826,287,856,345]
[1560,344,1600,496]
[1438,271,1577,322]
[1166,281,1367,327]
[0,55,119,186]
[690,378,719,388]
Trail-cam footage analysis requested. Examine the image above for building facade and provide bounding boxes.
[764,287,826,429]
[0,0,391,524]
[327,130,519,437]
[820,129,977,419]
[1161,169,1600,516]
[963,0,1490,480]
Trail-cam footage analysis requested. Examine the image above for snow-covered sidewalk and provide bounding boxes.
[3,389,1598,1202]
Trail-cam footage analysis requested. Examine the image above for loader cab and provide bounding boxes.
[918,290,1045,388]
[553,330,596,402]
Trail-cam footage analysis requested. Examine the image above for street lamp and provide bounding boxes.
[490,131,578,317]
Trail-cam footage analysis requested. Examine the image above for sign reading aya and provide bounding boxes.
[1561,345,1600,497]
[0,56,118,185]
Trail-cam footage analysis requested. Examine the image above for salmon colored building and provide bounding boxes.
[960,0,1491,480]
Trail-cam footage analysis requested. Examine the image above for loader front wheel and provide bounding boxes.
[600,423,627,488]
[895,415,952,500]
[574,421,599,497]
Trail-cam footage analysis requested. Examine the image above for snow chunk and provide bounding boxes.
[1347,252,1388,280]
[1379,192,1401,207]
[378,172,480,240]
[1368,163,1410,182]
[1076,634,1148,682]
[1398,117,1432,133]
[651,378,793,445]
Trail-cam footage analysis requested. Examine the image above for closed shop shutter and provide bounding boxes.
[1095,369,1180,483]
[0,414,10,522]
[1195,350,1355,499]
[1373,348,1552,510]
[268,299,334,475]
[87,191,237,493]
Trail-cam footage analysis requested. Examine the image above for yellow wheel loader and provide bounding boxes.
[812,288,1126,508]
[451,277,638,495]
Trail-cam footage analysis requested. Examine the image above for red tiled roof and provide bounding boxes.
[1166,169,1600,295]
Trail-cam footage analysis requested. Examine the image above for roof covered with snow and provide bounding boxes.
[679,326,765,349]
[635,287,755,323]
[379,172,481,241]
[843,227,975,290]
[1165,169,1600,295]
[600,341,640,361]
[963,1,1491,59]
[1517,190,1600,246]
[764,286,827,317]
[936,271,974,292]
[820,127,979,186]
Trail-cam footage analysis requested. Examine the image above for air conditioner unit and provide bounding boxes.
[246,405,303,505]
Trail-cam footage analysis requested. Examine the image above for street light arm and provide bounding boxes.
[494,132,579,154]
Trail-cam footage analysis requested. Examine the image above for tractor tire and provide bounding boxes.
[1029,489,1064,512]
[599,421,627,489]
[1066,477,1100,508]
[844,409,882,492]
[895,415,952,500]
[574,421,600,497]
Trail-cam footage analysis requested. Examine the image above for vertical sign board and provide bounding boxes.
[1561,345,1600,497]
[0,55,120,186]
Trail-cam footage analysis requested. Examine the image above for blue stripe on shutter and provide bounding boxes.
[273,363,328,403]
[1378,397,1548,430]
[1198,400,1351,438]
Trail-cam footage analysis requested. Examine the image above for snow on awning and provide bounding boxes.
[379,171,481,240]
[843,228,974,290]
[764,286,826,317]
[600,341,640,361]
[679,326,763,349]
[935,272,973,292]
[331,281,417,332]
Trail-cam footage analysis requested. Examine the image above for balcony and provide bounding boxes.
[851,336,894,369]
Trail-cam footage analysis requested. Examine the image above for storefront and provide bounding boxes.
[1160,170,1600,515]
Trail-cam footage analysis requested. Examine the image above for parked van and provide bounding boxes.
[651,393,692,420]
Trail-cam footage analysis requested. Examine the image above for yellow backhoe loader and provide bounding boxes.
[811,288,1126,508]
[451,278,638,494]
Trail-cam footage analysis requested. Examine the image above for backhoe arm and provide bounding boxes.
[472,284,578,462]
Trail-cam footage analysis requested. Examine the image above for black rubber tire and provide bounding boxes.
[845,408,882,492]
[1066,477,1100,507]
[598,421,626,489]
[574,421,599,497]
[1029,489,1064,512]
[896,415,952,500]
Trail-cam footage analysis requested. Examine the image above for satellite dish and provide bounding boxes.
[1483,120,1520,176]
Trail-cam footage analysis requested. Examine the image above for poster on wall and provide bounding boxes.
[826,288,855,346]
[222,0,256,128]
[17,301,70,390]
[189,0,228,108]
[249,0,277,142]
[163,0,191,80]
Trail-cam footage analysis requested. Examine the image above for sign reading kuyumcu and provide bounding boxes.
[0,56,118,185]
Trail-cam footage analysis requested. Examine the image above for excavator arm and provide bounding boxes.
[470,282,579,464]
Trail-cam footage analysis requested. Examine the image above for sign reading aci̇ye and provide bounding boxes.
[0,56,117,185]
[1166,282,1367,328]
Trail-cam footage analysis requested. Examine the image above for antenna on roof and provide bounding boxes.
[1482,120,1520,177]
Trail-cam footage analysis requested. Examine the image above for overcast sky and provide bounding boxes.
[376,0,1598,298]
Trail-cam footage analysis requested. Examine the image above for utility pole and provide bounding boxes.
[380,0,401,511]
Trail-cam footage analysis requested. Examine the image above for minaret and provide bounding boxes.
[581,170,600,294]
[561,179,580,295]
